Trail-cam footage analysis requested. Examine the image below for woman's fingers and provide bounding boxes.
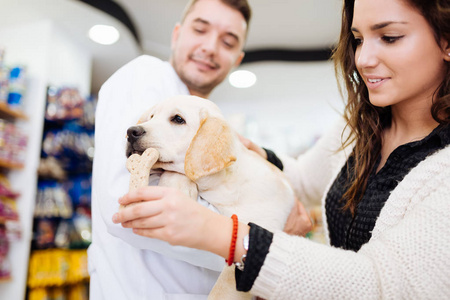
[283,200,312,237]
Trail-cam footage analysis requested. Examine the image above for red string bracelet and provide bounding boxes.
[226,214,238,266]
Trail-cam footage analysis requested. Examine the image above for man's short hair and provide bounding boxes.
[181,0,252,28]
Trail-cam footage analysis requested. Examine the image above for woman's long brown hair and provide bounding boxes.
[332,0,450,214]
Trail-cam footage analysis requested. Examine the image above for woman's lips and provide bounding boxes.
[365,76,388,89]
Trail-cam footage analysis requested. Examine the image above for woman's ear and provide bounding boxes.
[441,40,450,62]
[445,51,450,62]
[185,117,236,182]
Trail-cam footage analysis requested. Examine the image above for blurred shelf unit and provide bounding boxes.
[0,48,29,284]
[0,19,92,300]
[26,86,95,300]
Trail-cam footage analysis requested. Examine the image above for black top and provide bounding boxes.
[263,148,283,170]
[326,124,449,251]
[236,124,450,292]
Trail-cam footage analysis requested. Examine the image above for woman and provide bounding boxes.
[113,0,450,298]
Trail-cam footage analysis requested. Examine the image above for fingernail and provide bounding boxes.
[112,213,118,223]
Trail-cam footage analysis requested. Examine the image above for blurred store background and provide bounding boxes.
[0,0,344,299]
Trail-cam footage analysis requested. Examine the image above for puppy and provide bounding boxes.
[126,95,296,300]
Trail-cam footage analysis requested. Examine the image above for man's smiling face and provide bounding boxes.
[170,0,247,97]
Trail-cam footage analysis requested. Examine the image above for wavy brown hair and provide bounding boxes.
[181,0,252,33]
[332,0,450,214]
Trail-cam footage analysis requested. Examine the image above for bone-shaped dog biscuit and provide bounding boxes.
[121,148,159,209]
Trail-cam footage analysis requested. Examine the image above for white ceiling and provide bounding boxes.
[0,0,343,93]
[115,0,343,57]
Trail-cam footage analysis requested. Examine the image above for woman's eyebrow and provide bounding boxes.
[351,21,408,33]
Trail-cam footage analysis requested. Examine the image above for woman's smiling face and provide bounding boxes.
[352,0,448,109]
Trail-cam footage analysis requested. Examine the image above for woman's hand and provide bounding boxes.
[112,186,232,257]
[283,200,312,237]
[238,134,267,159]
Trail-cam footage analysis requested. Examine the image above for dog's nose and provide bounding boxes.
[127,126,145,143]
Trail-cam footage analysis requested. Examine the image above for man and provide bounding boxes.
[88,0,251,299]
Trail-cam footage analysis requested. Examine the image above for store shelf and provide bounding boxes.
[0,18,94,300]
[0,103,28,120]
[0,159,24,170]
[0,277,11,283]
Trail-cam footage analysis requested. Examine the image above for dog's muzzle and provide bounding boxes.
[126,126,146,157]
[127,126,145,144]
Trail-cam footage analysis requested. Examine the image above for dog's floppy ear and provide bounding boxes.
[185,117,236,181]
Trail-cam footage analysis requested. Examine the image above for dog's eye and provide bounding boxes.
[171,114,186,124]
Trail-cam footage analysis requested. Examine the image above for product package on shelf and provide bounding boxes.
[27,283,89,300]
[7,66,26,110]
[0,119,28,168]
[45,86,85,121]
[28,86,95,299]
[27,249,89,295]
[32,179,91,250]
[40,122,94,174]
[0,49,27,111]
[0,174,21,281]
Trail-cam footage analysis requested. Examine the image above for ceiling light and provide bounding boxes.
[88,25,120,45]
[229,70,257,88]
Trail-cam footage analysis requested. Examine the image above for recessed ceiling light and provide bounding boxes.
[88,25,120,45]
[229,70,257,88]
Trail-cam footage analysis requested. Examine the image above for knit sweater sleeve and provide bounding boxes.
[250,147,450,299]
[278,118,351,207]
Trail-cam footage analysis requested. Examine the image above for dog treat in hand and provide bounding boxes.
[122,148,159,209]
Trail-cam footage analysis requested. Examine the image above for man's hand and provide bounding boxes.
[112,186,243,259]
[283,200,312,237]
[238,134,267,159]
[113,186,216,249]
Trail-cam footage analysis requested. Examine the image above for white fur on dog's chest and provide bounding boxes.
[127,95,296,300]
[196,153,295,231]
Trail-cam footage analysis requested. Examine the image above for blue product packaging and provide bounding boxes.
[7,66,26,108]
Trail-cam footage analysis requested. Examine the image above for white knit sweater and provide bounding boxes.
[251,119,450,299]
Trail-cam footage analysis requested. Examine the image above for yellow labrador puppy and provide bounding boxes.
[126,95,295,300]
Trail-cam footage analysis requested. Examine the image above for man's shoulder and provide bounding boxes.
[99,55,177,93]
[113,55,168,78]
[127,55,165,68]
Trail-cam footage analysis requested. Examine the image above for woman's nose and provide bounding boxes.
[356,42,379,69]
